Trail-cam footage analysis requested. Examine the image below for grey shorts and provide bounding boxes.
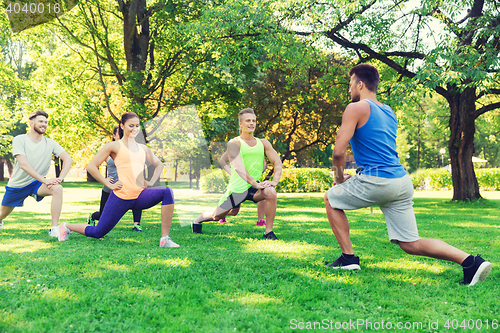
[326,173,419,243]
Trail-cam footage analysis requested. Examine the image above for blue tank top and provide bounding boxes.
[349,99,407,178]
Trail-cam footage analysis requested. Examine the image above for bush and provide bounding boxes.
[201,167,347,193]
[202,167,500,193]
[476,168,500,190]
[200,169,229,193]
[409,168,500,190]
[275,168,337,193]
[409,170,425,189]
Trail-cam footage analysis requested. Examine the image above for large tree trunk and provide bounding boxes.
[122,0,149,73]
[121,0,150,107]
[447,86,481,201]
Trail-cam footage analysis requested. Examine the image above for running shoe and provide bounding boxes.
[48,227,58,237]
[87,213,96,226]
[192,222,203,234]
[58,223,71,242]
[263,230,278,240]
[0,220,3,230]
[219,217,227,224]
[132,224,143,232]
[460,255,492,286]
[159,236,180,247]
[256,219,266,226]
[326,254,361,270]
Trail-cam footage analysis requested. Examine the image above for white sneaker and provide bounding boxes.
[0,221,3,230]
[58,223,71,241]
[48,227,58,237]
[159,236,180,247]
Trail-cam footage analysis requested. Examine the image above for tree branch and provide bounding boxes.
[324,31,420,78]
[91,29,120,124]
[477,89,500,99]
[218,32,262,39]
[327,0,377,36]
[88,117,114,135]
[54,8,124,84]
[430,7,462,38]
[475,102,500,118]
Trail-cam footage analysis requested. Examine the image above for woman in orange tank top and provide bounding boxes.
[56,112,180,247]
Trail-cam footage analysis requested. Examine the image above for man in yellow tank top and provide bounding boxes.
[193,108,283,239]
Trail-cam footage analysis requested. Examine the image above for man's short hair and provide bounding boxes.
[29,110,49,120]
[238,108,255,120]
[349,64,379,92]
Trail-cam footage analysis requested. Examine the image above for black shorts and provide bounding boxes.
[219,186,259,210]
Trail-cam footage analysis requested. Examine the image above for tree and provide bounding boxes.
[183,2,351,168]
[0,18,32,181]
[474,106,500,167]
[32,0,211,136]
[240,55,349,167]
[282,0,500,200]
[396,89,451,172]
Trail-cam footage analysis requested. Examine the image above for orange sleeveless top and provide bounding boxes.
[113,140,146,200]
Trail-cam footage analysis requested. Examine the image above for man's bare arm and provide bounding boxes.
[57,152,73,181]
[15,154,53,185]
[219,152,232,175]
[261,139,282,187]
[332,102,366,184]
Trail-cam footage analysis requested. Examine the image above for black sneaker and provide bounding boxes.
[192,222,203,234]
[326,254,361,270]
[263,231,278,240]
[132,224,143,232]
[460,255,492,286]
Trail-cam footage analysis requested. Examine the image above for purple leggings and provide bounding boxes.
[85,187,174,238]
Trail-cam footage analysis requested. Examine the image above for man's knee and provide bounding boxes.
[41,184,63,196]
[262,187,277,199]
[398,240,420,255]
[53,184,63,194]
[324,193,332,208]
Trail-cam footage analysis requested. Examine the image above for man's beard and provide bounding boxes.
[351,93,361,103]
[33,125,46,134]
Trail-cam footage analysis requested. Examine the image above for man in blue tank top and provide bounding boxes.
[324,64,491,286]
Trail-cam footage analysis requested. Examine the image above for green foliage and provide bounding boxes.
[394,90,451,173]
[276,0,500,200]
[275,168,338,193]
[201,167,359,193]
[410,169,453,190]
[476,169,500,191]
[475,108,500,168]
[410,168,500,190]
[409,169,426,189]
[0,24,31,159]
[200,169,229,193]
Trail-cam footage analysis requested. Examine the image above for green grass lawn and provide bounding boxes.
[0,181,498,332]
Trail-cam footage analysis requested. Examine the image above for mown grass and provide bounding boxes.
[0,181,498,332]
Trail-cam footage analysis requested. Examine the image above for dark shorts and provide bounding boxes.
[2,180,44,207]
[219,186,259,210]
